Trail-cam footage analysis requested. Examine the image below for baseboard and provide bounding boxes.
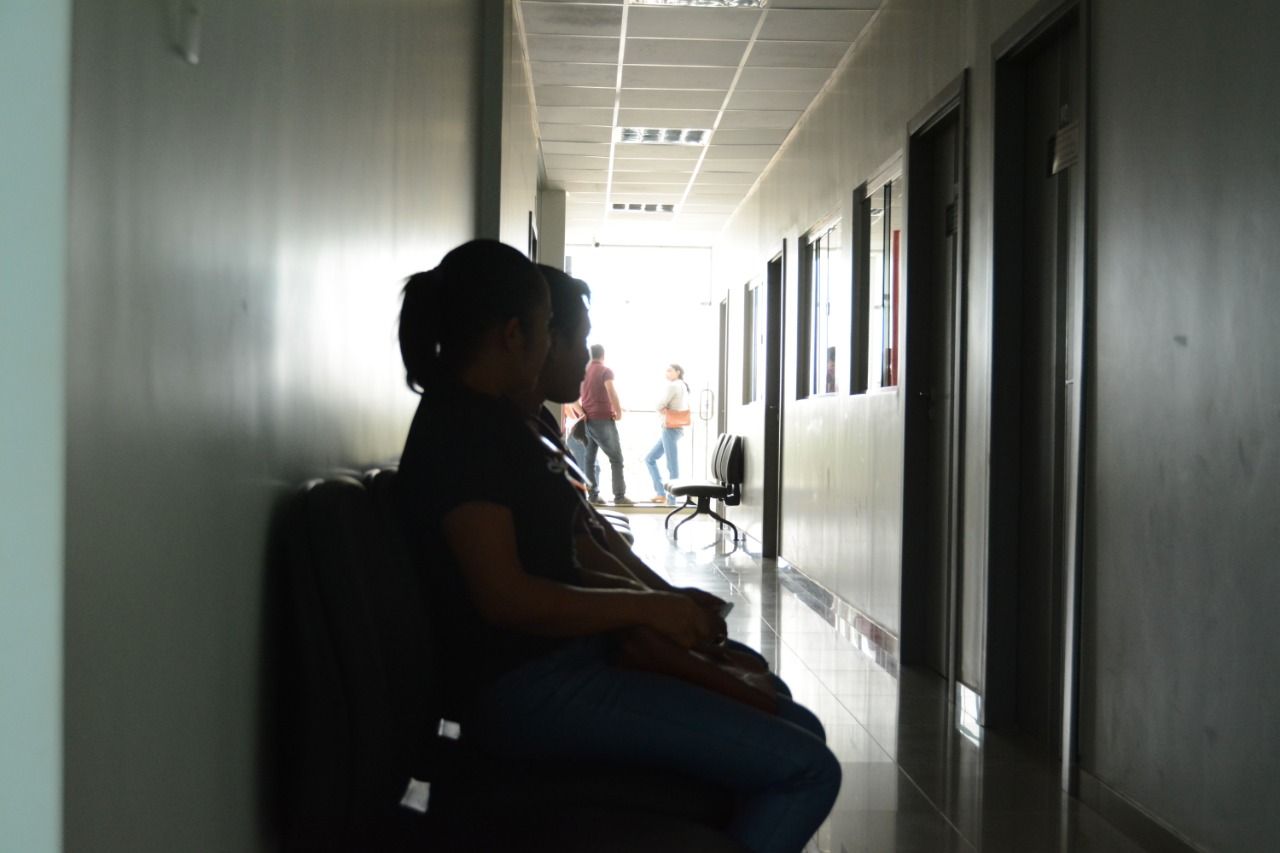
[1074,767,1204,853]
[776,563,899,677]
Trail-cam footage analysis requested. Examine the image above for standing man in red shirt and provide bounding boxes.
[580,344,633,505]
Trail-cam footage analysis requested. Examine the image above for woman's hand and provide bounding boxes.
[641,591,717,649]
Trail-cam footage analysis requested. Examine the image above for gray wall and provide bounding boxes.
[1081,1,1280,849]
[57,1,534,849]
[1,2,71,849]
[715,0,1280,849]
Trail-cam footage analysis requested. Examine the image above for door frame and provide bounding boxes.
[987,0,1090,789]
[761,247,786,558]
[900,73,969,704]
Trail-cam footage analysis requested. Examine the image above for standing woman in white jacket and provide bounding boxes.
[645,363,691,505]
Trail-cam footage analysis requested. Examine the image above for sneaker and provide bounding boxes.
[612,496,635,506]
[649,495,667,504]
[588,494,605,505]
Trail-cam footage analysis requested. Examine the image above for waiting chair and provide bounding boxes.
[665,434,744,542]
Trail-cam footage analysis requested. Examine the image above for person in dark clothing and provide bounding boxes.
[580,343,632,505]
[394,242,840,853]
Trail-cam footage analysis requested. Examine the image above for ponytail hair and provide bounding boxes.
[669,362,689,393]
[399,240,545,394]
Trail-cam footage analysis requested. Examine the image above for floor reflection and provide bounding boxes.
[624,511,1148,853]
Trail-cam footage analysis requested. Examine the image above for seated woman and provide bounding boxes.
[394,240,840,853]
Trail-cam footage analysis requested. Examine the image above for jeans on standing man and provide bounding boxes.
[584,418,626,502]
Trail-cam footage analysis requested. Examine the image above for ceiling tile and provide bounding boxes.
[622,65,736,89]
[610,171,693,185]
[757,10,874,42]
[607,158,695,173]
[736,66,833,92]
[535,86,617,108]
[542,140,613,156]
[608,182,690,195]
[544,154,610,170]
[530,60,618,88]
[695,170,756,185]
[558,180,610,192]
[717,109,803,129]
[537,123,614,143]
[537,106,615,125]
[619,88,726,110]
[612,145,704,162]
[747,40,849,68]
[703,143,781,160]
[699,157,773,173]
[526,34,620,63]
[710,127,789,145]
[725,89,814,110]
[767,0,879,8]
[626,6,763,40]
[617,107,719,128]
[624,37,749,67]
[521,2,624,37]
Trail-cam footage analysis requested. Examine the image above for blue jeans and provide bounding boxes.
[469,637,840,853]
[645,426,684,499]
[584,418,626,499]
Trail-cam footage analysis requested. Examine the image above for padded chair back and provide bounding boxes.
[278,469,439,852]
[711,434,745,505]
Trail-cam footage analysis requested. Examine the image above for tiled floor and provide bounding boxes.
[623,509,1148,853]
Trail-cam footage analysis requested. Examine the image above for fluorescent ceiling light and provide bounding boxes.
[617,127,709,145]
[612,203,677,213]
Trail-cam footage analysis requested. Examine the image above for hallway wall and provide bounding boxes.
[715,0,1280,849]
[58,1,532,849]
[1082,1,1280,848]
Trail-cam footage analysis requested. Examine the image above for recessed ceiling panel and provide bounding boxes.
[717,109,803,128]
[710,127,789,144]
[610,171,693,185]
[725,89,815,110]
[537,106,616,125]
[619,88,726,109]
[521,2,624,36]
[699,157,773,172]
[545,154,610,170]
[624,37,749,67]
[535,86,617,107]
[617,107,720,127]
[542,140,613,156]
[626,6,763,40]
[538,123,614,143]
[768,0,878,8]
[530,60,618,87]
[622,65,737,90]
[703,143,780,160]
[758,9,874,42]
[694,170,756,185]
[526,34,620,63]
[747,40,849,68]
[736,66,833,91]
[612,145,704,162]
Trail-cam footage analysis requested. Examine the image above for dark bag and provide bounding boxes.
[612,627,778,715]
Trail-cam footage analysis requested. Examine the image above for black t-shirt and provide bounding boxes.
[396,386,585,717]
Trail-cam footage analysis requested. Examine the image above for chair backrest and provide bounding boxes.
[710,435,745,505]
[276,469,440,852]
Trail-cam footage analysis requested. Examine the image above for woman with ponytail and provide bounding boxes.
[395,240,839,853]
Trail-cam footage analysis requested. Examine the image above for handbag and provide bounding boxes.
[662,408,691,428]
[612,627,778,715]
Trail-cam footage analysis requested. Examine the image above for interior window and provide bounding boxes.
[865,177,903,390]
[803,219,845,396]
[743,279,764,404]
